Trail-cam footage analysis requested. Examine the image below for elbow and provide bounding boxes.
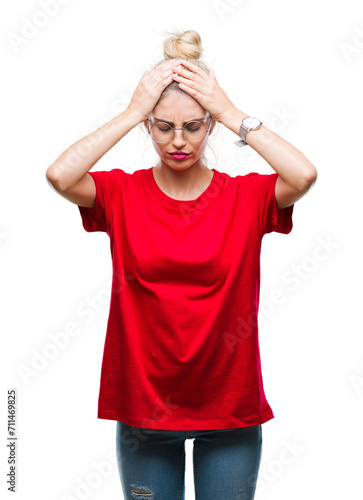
[290,164,317,196]
[299,164,317,192]
[46,165,57,184]
[305,164,318,189]
[46,166,65,192]
[294,165,317,199]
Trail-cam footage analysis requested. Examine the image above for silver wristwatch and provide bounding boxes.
[234,116,263,147]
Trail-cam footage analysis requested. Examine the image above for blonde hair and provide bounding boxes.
[162,29,208,69]
[152,29,210,100]
[142,29,221,169]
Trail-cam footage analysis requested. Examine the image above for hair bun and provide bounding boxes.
[163,29,203,61]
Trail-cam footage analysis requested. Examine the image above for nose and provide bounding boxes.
[172,128,187,147]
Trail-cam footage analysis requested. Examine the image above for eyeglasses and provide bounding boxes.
[146,116,213,143]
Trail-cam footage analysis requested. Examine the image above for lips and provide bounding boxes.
[169,152,190,160]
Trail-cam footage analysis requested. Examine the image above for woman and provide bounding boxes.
[46,29,317,500]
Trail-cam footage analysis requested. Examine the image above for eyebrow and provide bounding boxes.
[153,117,206,125]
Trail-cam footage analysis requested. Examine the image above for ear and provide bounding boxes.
[143,118,150,134]
[208,117,217,135]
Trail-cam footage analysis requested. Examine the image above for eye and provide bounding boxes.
[156,122,171,132]
[186,121,202,132]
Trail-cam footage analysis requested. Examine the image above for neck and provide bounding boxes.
[153,160,213,200]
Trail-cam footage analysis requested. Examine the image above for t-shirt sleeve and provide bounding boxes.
[247,172,294,237]
[78,168,123,233]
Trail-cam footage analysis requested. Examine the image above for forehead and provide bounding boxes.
[152,93,206,122]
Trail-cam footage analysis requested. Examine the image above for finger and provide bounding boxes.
[145,66,173,88]
[156,67,176,87]
[148,60,177,81]
[156,58,178,70]
[172,73,206,94]
[209,69,218,81]
[149,73,175,98]
[172,66,204,86]
[177,81,203,101]
[177,65,208,84]
[146,60,175,80]
[171,59,184,66]
[160,72,175,87]
[176,59,208,80]
[175,80,206,98]
[149,69,175,91]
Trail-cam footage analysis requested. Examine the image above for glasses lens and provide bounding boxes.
[183,121,207,142]
[150,122,173,143]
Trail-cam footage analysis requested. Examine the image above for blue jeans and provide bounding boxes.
[116,421,262,500]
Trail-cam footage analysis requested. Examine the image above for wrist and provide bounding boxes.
[124,106,146,126]
[220,107,249,135]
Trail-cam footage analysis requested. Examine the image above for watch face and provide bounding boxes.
[243,117,261,129]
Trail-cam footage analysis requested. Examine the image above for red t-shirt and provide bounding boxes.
[78,166,293,430]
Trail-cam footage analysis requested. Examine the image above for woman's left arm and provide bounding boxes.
[171,59,318,210]
[220,108,318,209]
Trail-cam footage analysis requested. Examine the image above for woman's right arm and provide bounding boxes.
[45,108,143,208]
[46,59,179,207]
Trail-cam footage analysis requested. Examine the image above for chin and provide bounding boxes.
[164,158,192,168]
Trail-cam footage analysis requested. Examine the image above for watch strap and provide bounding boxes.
[234,138,248,147]
[234,122,248,147]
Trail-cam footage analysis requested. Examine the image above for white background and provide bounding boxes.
[1,0,362,499]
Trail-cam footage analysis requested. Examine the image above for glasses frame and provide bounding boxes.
[146,115,213,144]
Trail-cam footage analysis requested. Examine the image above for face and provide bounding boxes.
[144,92,215,171]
